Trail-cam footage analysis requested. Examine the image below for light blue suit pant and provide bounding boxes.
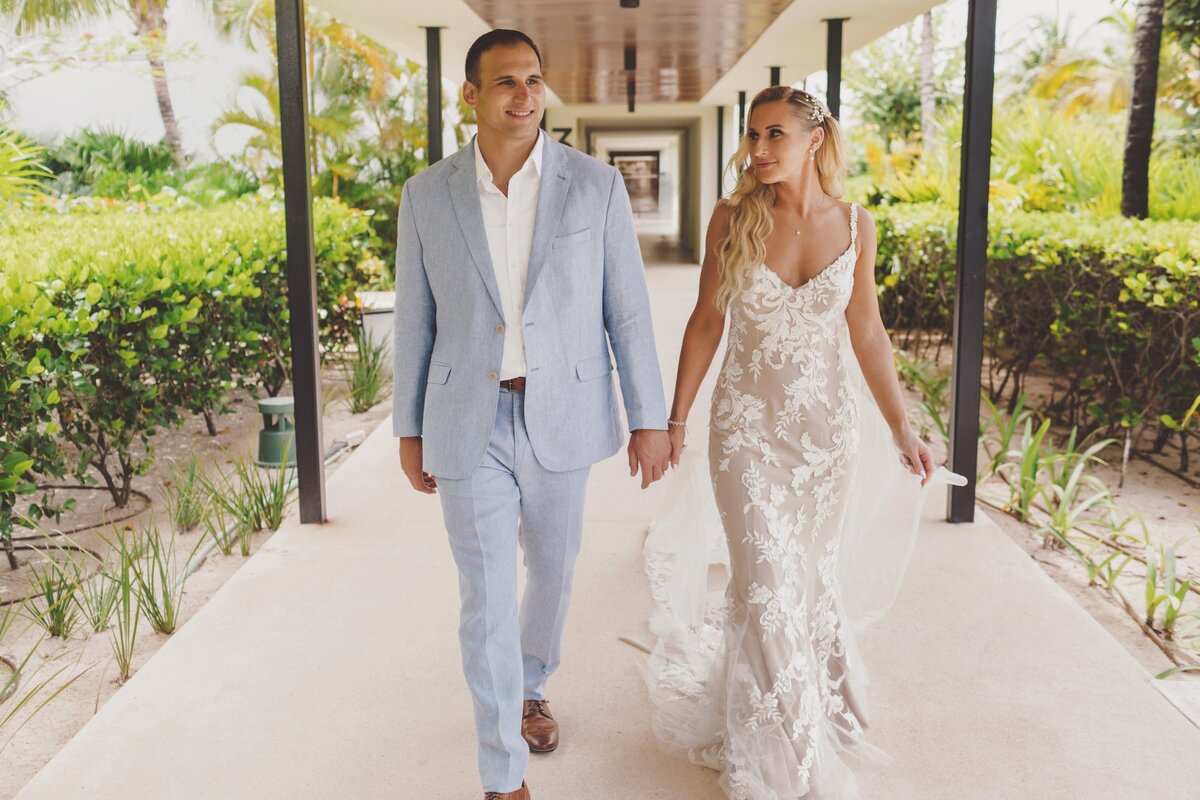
[436,389,590,793]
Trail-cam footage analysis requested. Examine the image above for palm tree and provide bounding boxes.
[1123,0,1166,218]
[1,0,195,171]
[213,67,360,184]
[1028,14,1133,117]
[212,0,403,185]
[1011,12,1073,93]
[919,10,936,157]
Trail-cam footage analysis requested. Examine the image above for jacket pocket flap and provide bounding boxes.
[427,362,451,385]
[575,354,613,381]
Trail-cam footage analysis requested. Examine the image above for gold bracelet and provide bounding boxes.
[667,419,687,428]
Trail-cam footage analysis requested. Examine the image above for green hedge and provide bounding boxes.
[874,203,1200,434]
[0,198,378,542]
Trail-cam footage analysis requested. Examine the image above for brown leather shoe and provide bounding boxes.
[522,699,559,753]
[484,782,529,800]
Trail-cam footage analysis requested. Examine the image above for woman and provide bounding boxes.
[642,86,960,799]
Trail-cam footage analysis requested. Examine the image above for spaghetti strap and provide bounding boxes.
[849,203,858,248]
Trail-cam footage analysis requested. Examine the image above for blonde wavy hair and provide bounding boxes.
[714,86,849,311]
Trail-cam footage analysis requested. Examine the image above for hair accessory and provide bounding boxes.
[797,89,832,124]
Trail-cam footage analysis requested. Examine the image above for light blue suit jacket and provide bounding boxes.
[392,136,668,480]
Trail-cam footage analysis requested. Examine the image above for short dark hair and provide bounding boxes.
[465,29,543,88]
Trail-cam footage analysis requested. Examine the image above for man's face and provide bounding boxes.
[463,43,545,141]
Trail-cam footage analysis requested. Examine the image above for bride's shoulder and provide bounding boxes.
[707,202,734,236]
[854,204,876,236]
[833,200,874,234]
[830,197,866,216]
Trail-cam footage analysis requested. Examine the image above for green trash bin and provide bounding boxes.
[257,396,296,467]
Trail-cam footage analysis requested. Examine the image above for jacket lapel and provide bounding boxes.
[523,138,571,306]
[447,144,504,320]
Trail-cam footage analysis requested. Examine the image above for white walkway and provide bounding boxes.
[15,264,1199,799]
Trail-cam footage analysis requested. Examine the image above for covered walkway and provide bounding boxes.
[15,259,1198,799]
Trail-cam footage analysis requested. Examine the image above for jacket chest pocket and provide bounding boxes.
[552,228,591,249]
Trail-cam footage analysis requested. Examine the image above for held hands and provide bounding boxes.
[892,423,935,487]
[628,429,672,489]
[399,436,438,494]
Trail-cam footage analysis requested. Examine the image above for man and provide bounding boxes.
[392,29,671,800]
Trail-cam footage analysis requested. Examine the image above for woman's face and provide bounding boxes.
[747,101,822,185]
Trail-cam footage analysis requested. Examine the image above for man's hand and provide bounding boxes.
[628,429,671,489]
[399,436,437,494]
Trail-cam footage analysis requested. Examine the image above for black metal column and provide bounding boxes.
[824,18,847,118]
[737,90,747,140]
[716,105,725,196]
[769,66,781,86]
[947,0,998,523]
[426,27,443,164]
[274,0,325,523]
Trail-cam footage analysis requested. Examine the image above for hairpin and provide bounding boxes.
[795,89,831,123]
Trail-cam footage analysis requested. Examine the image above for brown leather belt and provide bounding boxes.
[499,377,527,392]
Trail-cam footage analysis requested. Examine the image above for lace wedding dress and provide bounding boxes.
[639,205,965,799]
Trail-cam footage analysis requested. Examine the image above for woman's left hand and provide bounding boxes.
[668,423,688,469]
[892,424,935,487]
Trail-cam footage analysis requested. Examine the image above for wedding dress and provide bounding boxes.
[639,205,965,799]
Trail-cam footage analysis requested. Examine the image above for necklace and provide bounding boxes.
[783,197,831,236]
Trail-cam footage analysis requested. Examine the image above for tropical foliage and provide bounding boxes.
[859,101,1200,219]
[0,0,202,169]
[0,198,377,541]
[845,8,963,153]
[210,0,470,261]
[847,4,1200,218]
[873,203,1200,437]
[0,129,49,203]
[37,127,259,204]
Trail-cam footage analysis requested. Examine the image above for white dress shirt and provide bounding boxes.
[475,131,545,381]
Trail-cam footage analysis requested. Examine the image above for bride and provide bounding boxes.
[641,86,962,799]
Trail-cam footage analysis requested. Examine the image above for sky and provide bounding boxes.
[2,0,1121,160]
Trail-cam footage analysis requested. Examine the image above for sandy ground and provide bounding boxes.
[0,364,391,798]
[910,354,1199,673]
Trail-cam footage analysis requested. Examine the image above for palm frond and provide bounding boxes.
[0,128,50,203]
[0,0,112,33]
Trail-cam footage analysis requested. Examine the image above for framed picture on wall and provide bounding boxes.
[610,151,660,215]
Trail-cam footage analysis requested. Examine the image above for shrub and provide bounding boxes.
[0,196,378,508]
[874,204,1200,435]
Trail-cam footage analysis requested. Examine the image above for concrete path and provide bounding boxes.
[15,262,1199,800]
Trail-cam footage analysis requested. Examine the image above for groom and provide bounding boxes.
[393,29,670,799]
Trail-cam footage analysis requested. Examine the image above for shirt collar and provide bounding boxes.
[474,129,545,187]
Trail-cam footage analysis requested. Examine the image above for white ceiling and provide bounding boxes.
[700,0,944,104]
[312,1,489,84]
[313,0,942,106]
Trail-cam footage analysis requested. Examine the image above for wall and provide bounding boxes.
[545,102,721,262]
[593,132,682,238]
